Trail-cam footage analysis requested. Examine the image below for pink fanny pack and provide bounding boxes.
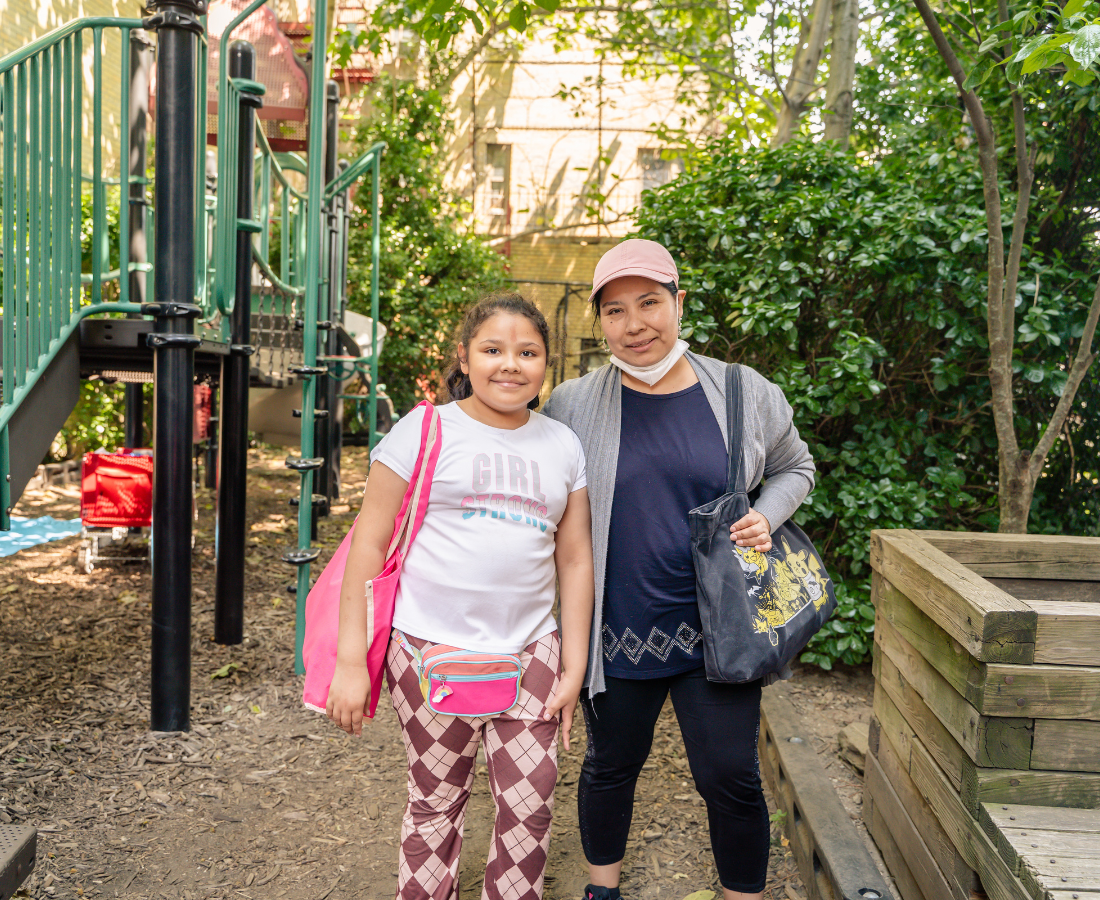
[393,630,523,717]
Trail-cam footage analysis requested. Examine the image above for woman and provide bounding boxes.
[543,239,815,900]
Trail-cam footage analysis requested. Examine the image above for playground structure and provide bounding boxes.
[0,0,385,733]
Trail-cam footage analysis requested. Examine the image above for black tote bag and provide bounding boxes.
[688,365,837,684]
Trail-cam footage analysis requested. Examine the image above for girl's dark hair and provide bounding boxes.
[591,280,678,316]
[442,291,552,410]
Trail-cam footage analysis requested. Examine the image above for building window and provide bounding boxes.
[487,144,511,216]
[638,148,682,194]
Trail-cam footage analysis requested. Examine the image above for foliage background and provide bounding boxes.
[632,105,1098,667]
[343,73,509,414]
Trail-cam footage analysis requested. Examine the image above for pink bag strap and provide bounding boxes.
[384,402,442,562]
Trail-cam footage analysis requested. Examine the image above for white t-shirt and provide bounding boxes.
[370,402,587,653]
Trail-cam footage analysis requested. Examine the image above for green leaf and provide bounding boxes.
[211,662,241,680]
[1065,66,1097,85]
[963,55,995,91]
[508,2,529,31]
[1014,33,1053,64]
[1062,0,1088,18]
[1069,24,1100,68]
[707,233,720,251]
[532,0,560,11]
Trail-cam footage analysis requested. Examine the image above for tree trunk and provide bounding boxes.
[822,0,858,145]
[999,452,1035,533]
[913,0,1100,536]
[771,0,833,147]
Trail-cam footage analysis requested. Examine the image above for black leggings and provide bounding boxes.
[578,668,769,894]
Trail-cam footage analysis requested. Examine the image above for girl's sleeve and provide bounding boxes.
[570,431,588,492]
[368,408,424,482]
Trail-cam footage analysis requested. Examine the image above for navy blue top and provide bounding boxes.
[603,382,729,678]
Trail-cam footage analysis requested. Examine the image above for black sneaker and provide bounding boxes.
[584,886,621,900]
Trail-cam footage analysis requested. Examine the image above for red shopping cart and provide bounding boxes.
[80,450,154,573]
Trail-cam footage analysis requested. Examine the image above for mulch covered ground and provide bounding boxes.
[1,445,877,900]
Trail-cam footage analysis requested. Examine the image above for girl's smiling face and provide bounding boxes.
[459,312,548,419]
[598,275,685,366]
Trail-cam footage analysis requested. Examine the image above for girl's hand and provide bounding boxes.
[543,673,584,751]
[731,509,772,552]
[326,661,371,737]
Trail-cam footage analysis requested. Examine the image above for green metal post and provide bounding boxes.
[119,28,131,306]
[40,50,52,353]
[28,56,39,362]
[92,28,104,304]
[295,0,330,674]
[195,13,208,313]
[0,426,9,531]
[16,66,27,380]
[2,70,13,420]
[369,154,381,449]
[71,31,82,318]
[51,44,63,334]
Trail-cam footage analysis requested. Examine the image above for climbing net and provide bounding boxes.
[250,262,305,387]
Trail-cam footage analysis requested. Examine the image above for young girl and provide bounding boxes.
[326,292,594,900]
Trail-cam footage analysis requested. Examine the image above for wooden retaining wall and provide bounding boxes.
[865,529,1100,900]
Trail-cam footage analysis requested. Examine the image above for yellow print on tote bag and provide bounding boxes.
[733,538,831,646]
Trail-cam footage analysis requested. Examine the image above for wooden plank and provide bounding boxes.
[1021,855,1100,898]
[870,723,976,900]
[876,575,1100,718]
[1032,720,1100,773]
[758,683,897,900]
[1033,602,1100,667]
[865,782,929,900]
[984,805,1100,834]
[970,769,1100,812]
[987,578,1100,604]
[979,664,1100,719]
[870,530,1036,663]
[865,748,963,900]
[873,573,987,708]
[904,733,1035,900]
[873,652,969,792]
[1000,829,1100,860]
[981,806,1100,876]
[921,532,1100,581]
[875,615,1034,769]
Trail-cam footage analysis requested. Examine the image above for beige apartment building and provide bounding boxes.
[444,35,697,384]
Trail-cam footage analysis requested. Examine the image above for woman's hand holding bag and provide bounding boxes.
[689,366,837,684]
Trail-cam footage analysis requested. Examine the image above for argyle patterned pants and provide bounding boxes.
[385,630,561,900]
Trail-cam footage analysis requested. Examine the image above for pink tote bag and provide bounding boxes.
[302,402,442,718]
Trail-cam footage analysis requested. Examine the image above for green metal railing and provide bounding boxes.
[0,18,150,529]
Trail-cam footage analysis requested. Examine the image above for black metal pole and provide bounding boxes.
[204,406,218,490]
[125,33,152,450]
[146,0,204,732]
[215,40,260,646]
[315,80,340,508]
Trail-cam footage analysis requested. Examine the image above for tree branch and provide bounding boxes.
[913,0,1018,468]
[1030,273,1100,477]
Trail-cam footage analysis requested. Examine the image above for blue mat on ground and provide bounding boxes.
[0,516,83,557]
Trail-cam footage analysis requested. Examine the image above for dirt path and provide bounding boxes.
[0,446,865,900]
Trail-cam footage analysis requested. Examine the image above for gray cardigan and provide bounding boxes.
[543,352,816,696]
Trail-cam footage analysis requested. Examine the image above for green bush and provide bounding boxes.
[633,137,1098,668]
[344,75,509,415]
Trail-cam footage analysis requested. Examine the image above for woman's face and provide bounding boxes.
[459,312,547,414]
[598,275,685,366]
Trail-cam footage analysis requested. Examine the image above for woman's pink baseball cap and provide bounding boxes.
[589,239,679,305]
